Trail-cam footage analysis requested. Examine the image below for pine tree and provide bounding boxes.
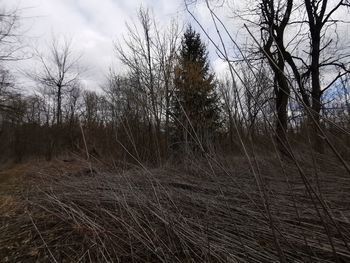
[171,25,220,152]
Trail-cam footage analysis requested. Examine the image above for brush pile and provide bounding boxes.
[1,155,350,262]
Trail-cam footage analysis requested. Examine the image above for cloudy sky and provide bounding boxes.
[4,0,233,91]
[4,0,349,92]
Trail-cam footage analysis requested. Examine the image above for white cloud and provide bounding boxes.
[212,57,229,78]
[4,0,242,91]
[3,0,349,92]
[4,0,186,91]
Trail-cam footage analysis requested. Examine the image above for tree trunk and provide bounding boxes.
[310,26,324,153]
[274,72,290,153]
[57,85,62,126]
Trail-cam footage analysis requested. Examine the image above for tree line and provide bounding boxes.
[0,2,349,164]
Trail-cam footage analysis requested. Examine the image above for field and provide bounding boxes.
[1,153,350,262]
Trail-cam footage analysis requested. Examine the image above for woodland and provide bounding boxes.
[1,0,350,262]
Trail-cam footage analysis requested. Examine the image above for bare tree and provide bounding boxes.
[0,6,25,62]
[218,76,239,148]
[256,0,294,150]
[245,0,350,152]
[115,7,181,160]
[0,6,26,119]
[300,0,350,152]
[241,63,274,138]
[28,37,82,126]
[0,67,15,113]
[153,18,181,153]
[63,84,82,125]
[83,90,99,128]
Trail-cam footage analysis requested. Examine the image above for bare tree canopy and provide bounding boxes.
[27,37,82,125]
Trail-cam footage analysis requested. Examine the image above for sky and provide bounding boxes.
[3,0,233,91]
[3,0,350,92]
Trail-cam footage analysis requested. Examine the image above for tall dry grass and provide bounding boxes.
[1,152,350,262]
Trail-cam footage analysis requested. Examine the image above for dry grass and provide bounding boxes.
[1,154,350,262]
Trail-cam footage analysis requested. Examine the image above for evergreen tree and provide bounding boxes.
[171,25,220,151]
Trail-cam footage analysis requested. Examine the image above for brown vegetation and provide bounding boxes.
[1,154,350,262]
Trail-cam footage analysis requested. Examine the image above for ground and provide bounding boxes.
[0,155,350,262]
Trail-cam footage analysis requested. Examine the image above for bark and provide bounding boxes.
[57,85,62,126]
